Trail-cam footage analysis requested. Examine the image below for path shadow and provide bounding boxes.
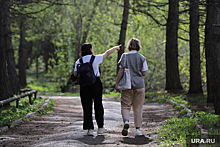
[76,135,105,145]
[121,135,153,145]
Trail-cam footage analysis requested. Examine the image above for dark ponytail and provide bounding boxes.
[80,43,93,57]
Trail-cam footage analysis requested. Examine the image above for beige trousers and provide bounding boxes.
[121,87,145,128]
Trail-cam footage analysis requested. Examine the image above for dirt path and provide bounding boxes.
[0,96,176,147]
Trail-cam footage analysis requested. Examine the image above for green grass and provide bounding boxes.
[156,112,220,146]
[26,70,60,92]
[26,70,81,95]
[28,82,58,92]
[173,105,181,111]
[156,116,200,147]
[196,111,220,135]
[170,94,188,106]
[103,92,121,98]
[0,96,54,127]
[179,108,188,116]
[37,91,80,96]
[151,91,220,146]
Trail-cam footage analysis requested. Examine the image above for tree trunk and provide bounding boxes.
[36,56,39,79]
[117,0,130,73]
[0,1,12,100]
[212,1,220,114]
[205,0,220,114]
[5,1,20,95]
[205,0,215,103]
[26,41,33,69]
[165,0,183,92]
[42,37,54,72]
[19,16,27,88]
[0,1,19,100]
[188,0,203,94]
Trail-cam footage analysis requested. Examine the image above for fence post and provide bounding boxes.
[16,95,21,108]
[29,94,33,105]
[34,91,37,101]
[16,99,19,108]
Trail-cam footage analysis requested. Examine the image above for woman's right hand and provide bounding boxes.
[103,45,121,60]
[115,83,119,92]
[114,45,121,51]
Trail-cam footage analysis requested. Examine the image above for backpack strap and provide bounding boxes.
[79,57,83,64]
[90,55,95,64]
[79,55,95,64]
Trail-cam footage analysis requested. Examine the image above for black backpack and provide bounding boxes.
[77,55,96,86]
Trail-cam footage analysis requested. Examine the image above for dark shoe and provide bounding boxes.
[122,122,129,136]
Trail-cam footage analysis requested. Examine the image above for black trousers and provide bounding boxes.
[80,77,104,130]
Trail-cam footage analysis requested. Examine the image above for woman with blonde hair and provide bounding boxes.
[115,38,148,136]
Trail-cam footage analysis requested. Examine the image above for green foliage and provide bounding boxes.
[27,70,60,93]
[37,100,54,116]
[103,92,121,98]
[170,95,188,106]
[28,82,57,92]
[26,69,81,95]
[154,92,219,145]
[0,97,54,127]
[156,94,170,103]
[173,105,181,111]
[48,50,72,89]
[157,116,200,146]
[11,0,208,93]
[179,108,188,116]
[196,111,220,135]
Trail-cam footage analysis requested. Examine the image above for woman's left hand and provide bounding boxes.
[115,84,119,91]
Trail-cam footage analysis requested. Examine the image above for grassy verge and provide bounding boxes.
[145,91,220,146]
[156,116,200,146]
[0,96,54,128]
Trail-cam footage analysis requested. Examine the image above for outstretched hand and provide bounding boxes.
[115,44,122,51]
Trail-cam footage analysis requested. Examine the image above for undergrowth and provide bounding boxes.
[156,116,200,146]
[0,97,54,127]
[196,111,220,135]
[145,91,220,146]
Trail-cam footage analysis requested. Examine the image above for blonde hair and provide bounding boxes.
[126,38,142,51]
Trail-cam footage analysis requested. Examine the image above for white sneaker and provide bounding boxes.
[97,128,107,134]
[122,121,129,136]
[136,129,142,136]
[87,129,93,136]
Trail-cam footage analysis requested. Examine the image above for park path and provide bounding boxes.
[0,96,176,147]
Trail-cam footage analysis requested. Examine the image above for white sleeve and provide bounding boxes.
[141,60,148,71]
[95,55,103,64]
[74,60,80,71]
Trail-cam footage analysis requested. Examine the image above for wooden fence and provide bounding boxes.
[0,89,38,108]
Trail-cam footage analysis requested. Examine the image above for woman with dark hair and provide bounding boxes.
[115,38,148,136]
[74,43,120,136]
